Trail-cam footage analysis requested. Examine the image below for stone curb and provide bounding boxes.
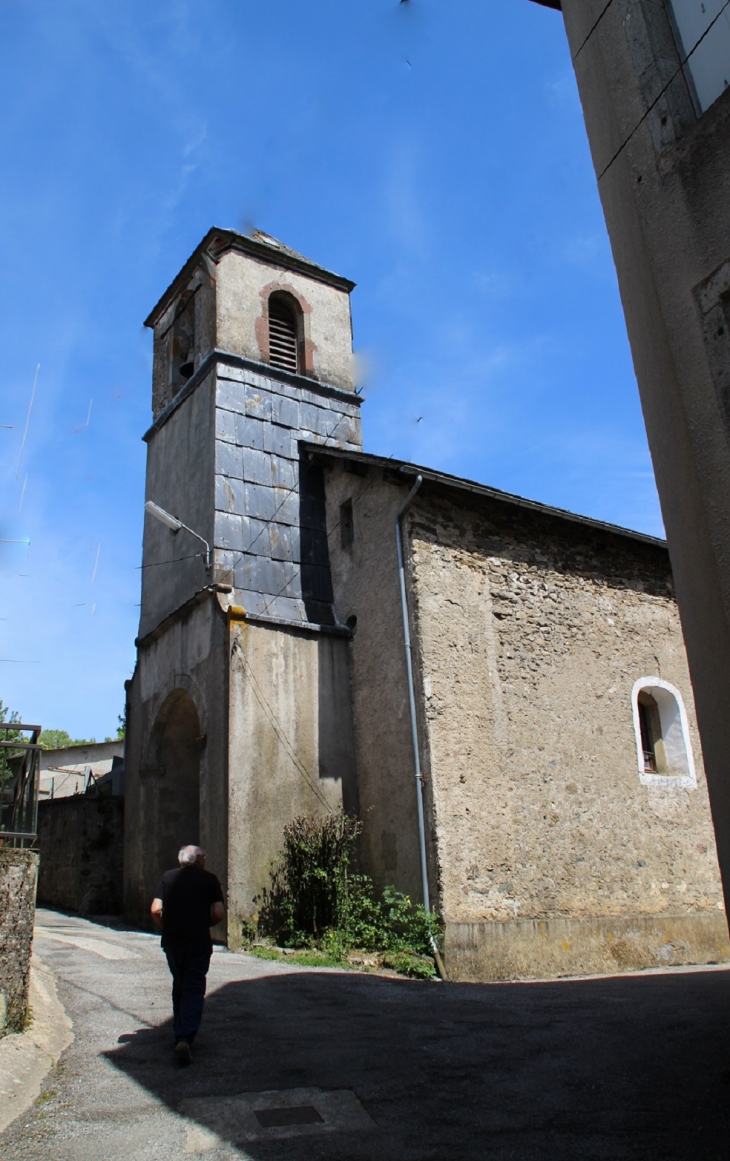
[0,952,73,1135]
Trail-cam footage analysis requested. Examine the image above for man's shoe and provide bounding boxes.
[175,1040,192,1066]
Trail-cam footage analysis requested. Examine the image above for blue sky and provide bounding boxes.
[0,0,660,739]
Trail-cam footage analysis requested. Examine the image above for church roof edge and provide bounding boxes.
[144,227,356,328]
[301,443,667,551]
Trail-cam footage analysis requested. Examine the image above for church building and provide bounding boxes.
[124,228,729,980]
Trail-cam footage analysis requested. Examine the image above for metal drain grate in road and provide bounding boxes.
[180,1086,375,1151]
[255,1104,324,1128]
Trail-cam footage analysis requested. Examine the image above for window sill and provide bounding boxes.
[639,770,696,790]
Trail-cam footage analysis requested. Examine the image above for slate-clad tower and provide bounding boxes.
[125,229,362,933]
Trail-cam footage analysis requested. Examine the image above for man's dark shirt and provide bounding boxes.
[156,865,224,947]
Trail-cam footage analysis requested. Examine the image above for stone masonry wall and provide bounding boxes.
[37,797,124,915]
[408,489,728,975]
[0,849,38,1036]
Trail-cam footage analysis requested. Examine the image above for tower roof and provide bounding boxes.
[144,227,356,328]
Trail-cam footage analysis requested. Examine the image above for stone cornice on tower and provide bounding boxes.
[144,227,356,331]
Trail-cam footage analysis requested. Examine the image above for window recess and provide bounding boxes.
[670,0,730,113]
[631,677,697,788]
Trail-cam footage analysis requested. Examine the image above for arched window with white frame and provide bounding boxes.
[631,677,697,788]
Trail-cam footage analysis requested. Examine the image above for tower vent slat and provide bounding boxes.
[268,298,299,372]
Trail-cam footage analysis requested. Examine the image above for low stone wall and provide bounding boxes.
[37,797,124,915]
[444,912,730,981]
[0,849,38,1036]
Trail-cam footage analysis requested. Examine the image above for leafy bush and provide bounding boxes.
[255,811,442,963]
[258,811,363,946]
[0,702,22,812]
[381,951,437,980]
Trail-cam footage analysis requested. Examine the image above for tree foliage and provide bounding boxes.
[0,700,22,790]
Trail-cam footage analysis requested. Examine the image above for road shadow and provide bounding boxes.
[106,965,730,1160]
[35,905,141,934]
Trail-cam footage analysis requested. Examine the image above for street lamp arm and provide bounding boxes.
[175,520,211,570]
[144,501,211,570]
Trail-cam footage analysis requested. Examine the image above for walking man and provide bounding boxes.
[151,845,225,1065]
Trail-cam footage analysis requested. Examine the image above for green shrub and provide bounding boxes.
[257,811,363,946]
[255,811,443,963]
[381,950,437,980]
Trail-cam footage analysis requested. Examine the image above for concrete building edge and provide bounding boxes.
[443,912,730,982]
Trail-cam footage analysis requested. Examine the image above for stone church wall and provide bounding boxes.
[215,248,356,393]
[226,614,356,945]
[324,454,729,979]
[323,460,428,905]
[409,490,729,979]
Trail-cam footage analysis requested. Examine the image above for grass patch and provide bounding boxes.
[247,946,283,962]
[247,945,348,969]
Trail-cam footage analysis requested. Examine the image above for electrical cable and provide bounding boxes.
[597,0,730,182]
[203,408,353,580]
[257,460,388,619]
[572,0,615,61]
[230,637,333,811]
[136,403,380,622]
[137,552,204,569]
[218,408,361,591]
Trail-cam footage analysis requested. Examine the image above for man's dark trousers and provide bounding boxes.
[164,941,212,1044]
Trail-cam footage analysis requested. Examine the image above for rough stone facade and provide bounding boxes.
[37,797,124,915]
[126,228,729,979]
[410,490,727,977]
[322,452,729,977]
[0,850,38,1036]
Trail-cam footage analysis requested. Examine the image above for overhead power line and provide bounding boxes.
[598,0,730,182]
[572,0,615,61]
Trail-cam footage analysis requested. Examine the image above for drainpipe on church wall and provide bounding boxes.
[395,475,447,981]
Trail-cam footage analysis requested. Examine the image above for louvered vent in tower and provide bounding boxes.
[268,297,299,373]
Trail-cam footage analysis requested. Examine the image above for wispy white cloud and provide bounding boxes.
[383,140,428,260]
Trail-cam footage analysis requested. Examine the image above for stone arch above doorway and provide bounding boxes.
[145,687,204,880]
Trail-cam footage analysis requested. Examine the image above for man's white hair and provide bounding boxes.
[178,845,204,865]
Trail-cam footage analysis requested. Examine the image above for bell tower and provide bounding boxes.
[125,229,362,933]
[139,227,362,636]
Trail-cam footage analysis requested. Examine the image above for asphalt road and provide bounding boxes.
[1,909,729,1160]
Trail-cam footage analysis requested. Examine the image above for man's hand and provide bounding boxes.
[210,902,224,926]
[150,898,163,930]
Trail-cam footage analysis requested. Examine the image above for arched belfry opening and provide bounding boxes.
[267,292,301,373]
[148,689,203,876]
